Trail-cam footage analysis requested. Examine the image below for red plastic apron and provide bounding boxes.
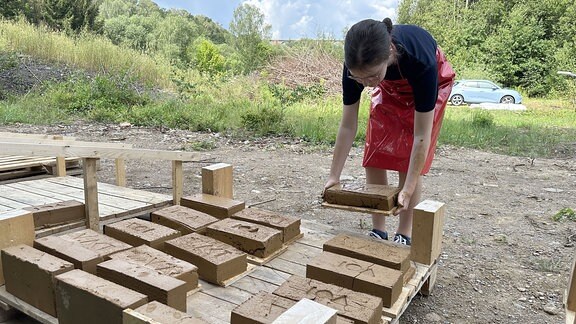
[362,48,455,174]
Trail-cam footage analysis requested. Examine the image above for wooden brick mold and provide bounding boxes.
[231,208,301,243]
[164,233,247,285]
[23,200,84,229]
[151,205,219,235]
[123,300,207,323]
[231,291,296,324]
[0,209,35,285]
[97,259,188,312]
[323,233,411,272]
[180,193,245,219]
[273,275,383,324]
[205,218,283,258]
[1,244,74,316]
[110,245,198,292]
[411,200,446,265]
[59,229,132,258]
[55,269,148,324]
[306,251,403,308]
[323,184,400,210]
[34,235,102,274]
[104,218,181,251]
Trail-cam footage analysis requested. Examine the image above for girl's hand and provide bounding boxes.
[322,178,340,198]
[394,190,411,215]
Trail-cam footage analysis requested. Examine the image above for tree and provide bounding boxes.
[229,4,272,73]
[190,37,226,76]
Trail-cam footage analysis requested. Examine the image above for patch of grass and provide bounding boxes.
[461,237,477,245]
[184,139,218,151]
[533,257,562,273]
[551,207,576,222]
[493,234,508,244]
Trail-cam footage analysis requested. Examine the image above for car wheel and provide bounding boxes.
[450,94,464,106]
[500,95,515,104]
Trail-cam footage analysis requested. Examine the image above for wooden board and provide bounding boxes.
[321,202,397,215]
[246,233,303,265]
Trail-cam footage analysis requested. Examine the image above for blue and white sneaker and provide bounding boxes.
[393,233,411,246]
[368,229,388,240]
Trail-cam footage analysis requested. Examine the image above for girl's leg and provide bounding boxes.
[365,167,388,232]
[396,172,423,237]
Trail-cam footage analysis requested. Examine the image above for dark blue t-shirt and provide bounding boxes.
[342,24,438,112]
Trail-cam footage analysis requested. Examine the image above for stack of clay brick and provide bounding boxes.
[230,233,412,324]
[0,191,301,324]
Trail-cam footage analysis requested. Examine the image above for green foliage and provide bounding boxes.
[241,105,291,136]
[552,207,576,222]
[190,37,226,76]
[229,4,272,73]
[471,110,495,128]
[0,51,18,71]
[268,83,326,107]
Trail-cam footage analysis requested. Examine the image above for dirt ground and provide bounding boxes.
[2,122,575,324]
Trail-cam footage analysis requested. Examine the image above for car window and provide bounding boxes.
[463,81,477,88]
[478,81,497,89]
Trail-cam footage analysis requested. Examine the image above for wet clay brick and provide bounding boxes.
[273,275,382,324]
[104,218,181,251]
[97,259,188,312]
[205,218,282,258]
[231,208,300,243]
[0,209,35,285]
[180,194,245,219]
[323,184,400,211]
[323,233,410,272]
[59,229,132,258]
[306,251,402,308]
[231,291,296,324]
[125,301,208,323]
[55,269,148,324]
[23,200,84,229]
[34,235,102,274]
[151,205,219,235]
[2,244,74,316]
[164,233,246,285]
[110,245,198,292]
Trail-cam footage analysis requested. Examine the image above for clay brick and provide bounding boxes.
[104,218,181,251]
[23,200,84,229]
[205,218,282,258]
[151,205,218,235]
[55,269,148,324]
[59,229,132,258]
[231,208,300,243]
[2,244,74,316]
[231,291,296,324]
[273,275,382,324]
[110,245,198,292]
[97,259,188,312]
[164,233,246,285]
[306,251,402,308]
[180,193,245,219]
[124,301,207,323]
[34,235,102,274]
[0,209,35,285]
[323,233,410,272]
[323,184,400,210]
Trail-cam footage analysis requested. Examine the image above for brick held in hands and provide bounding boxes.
[104,218,181,251]
[306,251,403,308]
[55,269,148,324]
[151,205,219,235]
[109,245,198,293]
[323,233,410,272]
[164,233,246,285]
[180,193,245,219]
[205,218,282,258]
[0,209,35,285]
[323,184,400,210]
[124,300,208,323]
[231,208,301,243]
[273,275,382,324]
[23,200,84,229]
[1,244,74,317]
[59,229,132,258]
[97,259,188,312]
[231,291,296,324]
[34,235,103,274]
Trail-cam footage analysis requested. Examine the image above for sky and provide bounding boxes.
[152,0,399,40]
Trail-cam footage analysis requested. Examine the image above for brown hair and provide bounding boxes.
[344,18,393,70]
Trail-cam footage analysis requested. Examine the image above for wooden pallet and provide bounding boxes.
[0,155,82,182]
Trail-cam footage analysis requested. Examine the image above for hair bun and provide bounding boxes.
[382,18,393,33]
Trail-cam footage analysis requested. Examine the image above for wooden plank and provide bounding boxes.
[83,158,100,231]
[1,137,132,148]
[186,292,235,324]
[231,275,279,295]
[567,309,575,324]
[277,242,322,266]
[0,132,75,140]
[298,227,335,249]
[202,163,233,199]
[0,142,201,161]
[172,160,183,205]
[0,286,57,324]
[248,266,291,286]
[0,186,59,206]
[0,196,31,209]
[567,258,576,312]
[200,280,253,305]
[321,202,396,215]
[264,256,307,277]
[115,159,126,187]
